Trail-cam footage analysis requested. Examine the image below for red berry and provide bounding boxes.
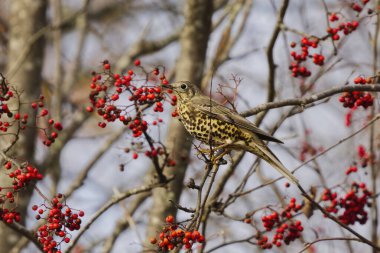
[51,132,58,139]
[54,122,63,131]
[4,162,11,170]
[40,109,49,116]
[166,215,174,223]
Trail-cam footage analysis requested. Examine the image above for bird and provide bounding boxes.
[165,81,299,186]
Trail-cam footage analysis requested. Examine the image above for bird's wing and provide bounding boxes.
[191,96,283,143]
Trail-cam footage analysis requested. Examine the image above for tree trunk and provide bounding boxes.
[145,0,213,242]
[0,0,46,251]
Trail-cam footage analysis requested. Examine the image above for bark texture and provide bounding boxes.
[0,0,46,251]
[145,0,213,241]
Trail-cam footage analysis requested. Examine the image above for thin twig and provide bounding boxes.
[205,235,256,253]
[232,114,380,198]
[64,128,126,198]
[298,184,380,251]
[101,192,150,253]
[298,237,364,253]
[6,0,90,79]
[66,180,171,252]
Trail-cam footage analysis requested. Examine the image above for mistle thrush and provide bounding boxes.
[166,81,299,186]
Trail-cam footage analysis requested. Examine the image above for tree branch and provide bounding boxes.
[66,180,171,252]
[242,84,380,117]
[298,237,364,253]
[5,222,43,252]
[265,0,289,103]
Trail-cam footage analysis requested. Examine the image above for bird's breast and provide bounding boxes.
[177,102,253,145]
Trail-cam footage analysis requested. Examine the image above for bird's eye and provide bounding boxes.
[180,83,188,90]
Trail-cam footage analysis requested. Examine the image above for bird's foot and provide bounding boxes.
[196,148,212,154]
[210,150,229,165]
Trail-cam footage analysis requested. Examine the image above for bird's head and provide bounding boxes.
[164,81,200,101]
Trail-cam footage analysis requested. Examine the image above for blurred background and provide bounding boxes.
[0,0,378,252]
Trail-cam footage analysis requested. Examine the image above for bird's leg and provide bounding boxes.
[211,149,229,165]
[195,140,233,164]
[196,147,212,154]
[209,142,233,165]
[195,145,229,165]
[210,139,246,165]
[196,142,230,155]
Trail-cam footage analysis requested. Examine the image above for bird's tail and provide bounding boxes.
[248,142,299,186]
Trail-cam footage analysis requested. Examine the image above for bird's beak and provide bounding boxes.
[162,84,173,90]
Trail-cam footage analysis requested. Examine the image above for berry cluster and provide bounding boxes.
[339,92,373,109]
[88,60,178,164]
[88,60,175,130]
[150,215,205,251]
[30,96,63,146]
[351,0,372,13]
[258,198,303,249]
[32,194,84,253]
[322,189,338,213]
[0,75,63,147]
[321,182,372,225]
[6,164,43,190]
[0,162,43,224]
[289,37,320,78]
[339,76,373,109]
[327,20,359,41]
[0,76,14,132]
[328,9,360,39]
[344,145,370,174]
[289,11,361,79]
[0,208,21,224]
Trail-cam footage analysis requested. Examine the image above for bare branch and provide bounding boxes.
[234,114,380,198]
[242,84,380,117]
[205,235,256,253]
[298,237,364,253]
[66,180,171,252]
[5,222,43,252]
[6,0,90,79]
[298,184,380,251]
[101,192,150,253]
[266,0,289,103]
[64,128,126,198]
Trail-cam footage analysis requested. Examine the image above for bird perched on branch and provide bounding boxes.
[165,81,299,186]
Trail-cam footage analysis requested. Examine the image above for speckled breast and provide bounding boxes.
[177,101,251,145]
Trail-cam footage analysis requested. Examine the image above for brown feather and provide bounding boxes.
[191,96,283,143]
